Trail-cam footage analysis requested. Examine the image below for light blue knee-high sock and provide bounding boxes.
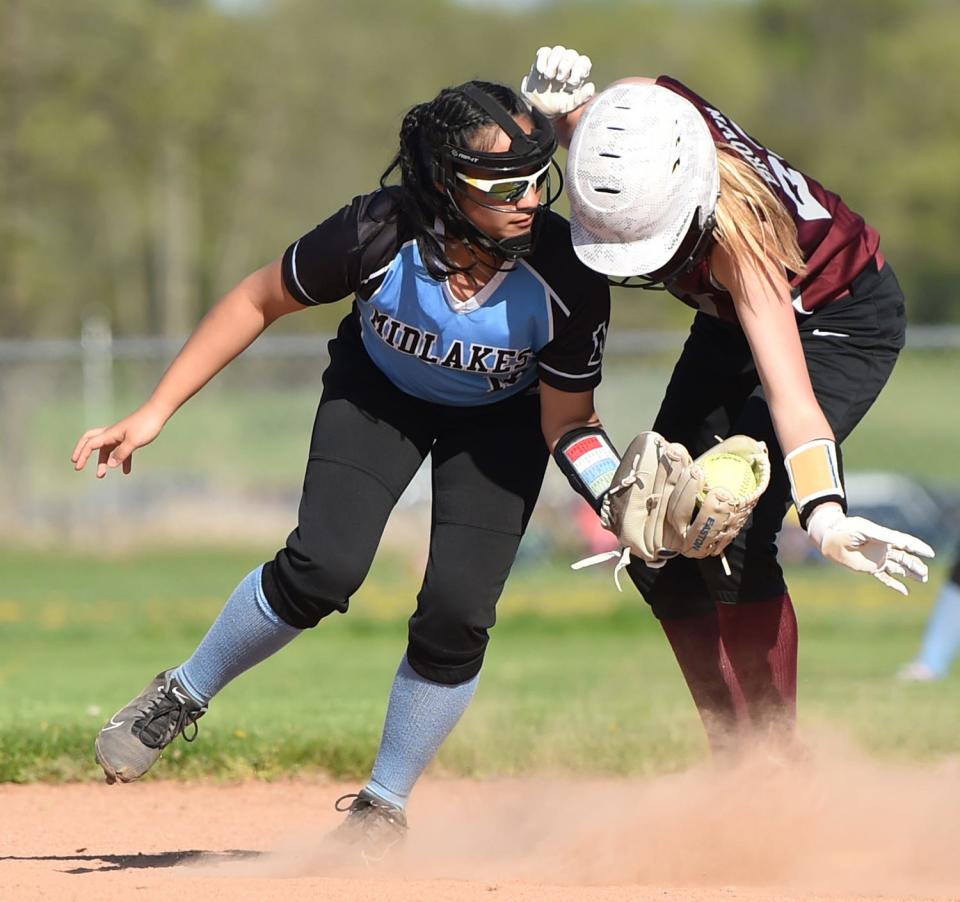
[174,565,301,705]
[365,656,479,810]
[915,580,960,678]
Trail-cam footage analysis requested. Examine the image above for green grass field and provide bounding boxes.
[1,547,958,784]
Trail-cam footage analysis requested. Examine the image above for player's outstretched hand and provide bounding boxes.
[806,506,935,595]
[71,404,167,478]
[521,45,595,119]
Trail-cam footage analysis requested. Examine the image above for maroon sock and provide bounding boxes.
[716,594,798,737]
[660,609,747,755]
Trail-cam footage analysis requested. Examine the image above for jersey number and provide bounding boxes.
[768,156,831,222]
[487,371,525,393]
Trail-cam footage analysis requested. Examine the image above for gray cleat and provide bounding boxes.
[95,669,207,784]
[329,789,408,863]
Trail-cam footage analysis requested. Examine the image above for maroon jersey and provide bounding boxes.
[658,76,881,323]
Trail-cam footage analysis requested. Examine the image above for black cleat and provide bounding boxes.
[328,789,408,864]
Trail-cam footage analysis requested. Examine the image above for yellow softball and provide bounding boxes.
[698,452,758,499]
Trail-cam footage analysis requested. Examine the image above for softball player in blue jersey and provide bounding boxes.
[72,80,617,858]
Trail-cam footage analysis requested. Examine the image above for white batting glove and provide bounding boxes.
[806,506,935,596]
[520,45,595,119]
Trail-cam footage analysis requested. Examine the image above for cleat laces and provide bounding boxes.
[133,685,205,750]
[333,792,407,862]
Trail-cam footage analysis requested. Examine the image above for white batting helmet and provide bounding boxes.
[566,82,720,278]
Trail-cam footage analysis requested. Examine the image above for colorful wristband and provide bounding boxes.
[553,427,620,514]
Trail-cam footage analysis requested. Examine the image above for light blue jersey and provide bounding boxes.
[359,239,564,405]
[282,190,610,406]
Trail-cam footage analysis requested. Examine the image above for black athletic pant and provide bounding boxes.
[261,317,549,684]
[629,259,907,617]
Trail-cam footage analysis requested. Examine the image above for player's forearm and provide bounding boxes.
[766,392,847,531]
[729,269,845,526]
[767,397,836,459]
[146,263,299,421]
[750,355,838,459]
[725,252,836,455]
[539,384,602,450]
[540,384,617,513]
[553,109,584,149]
[542,410,603,452]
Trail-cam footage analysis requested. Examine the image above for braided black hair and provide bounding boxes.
[380,81,531,280]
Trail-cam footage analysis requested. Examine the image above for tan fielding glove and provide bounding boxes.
[573,433,770,588]
[600,432,704,563]
[679,435,772,560]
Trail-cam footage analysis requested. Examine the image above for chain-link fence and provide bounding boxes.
[2,321,958,556]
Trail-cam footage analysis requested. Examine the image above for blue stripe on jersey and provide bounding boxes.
[358,241,554,406]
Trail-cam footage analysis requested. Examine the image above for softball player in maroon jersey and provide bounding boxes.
[521,47,934,754]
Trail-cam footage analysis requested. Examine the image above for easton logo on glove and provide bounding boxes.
[689,516,718,554]
[686,435,771,559]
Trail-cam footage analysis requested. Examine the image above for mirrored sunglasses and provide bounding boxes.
[454,161,552,203]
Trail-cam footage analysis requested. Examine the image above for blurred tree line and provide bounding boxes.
[1,0,957,338]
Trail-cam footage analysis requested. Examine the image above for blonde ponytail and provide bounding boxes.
[713,146,806,286]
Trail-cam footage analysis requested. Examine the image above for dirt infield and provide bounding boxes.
[3,749,960,901]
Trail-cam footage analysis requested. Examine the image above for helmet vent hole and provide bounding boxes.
[593,186,621,195]
[606,125,625,132]
[599,152,621,159]
[672,158,681,173]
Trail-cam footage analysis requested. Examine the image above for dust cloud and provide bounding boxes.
[260,737,960,899]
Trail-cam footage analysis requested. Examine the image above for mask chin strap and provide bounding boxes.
[495,212,545,258]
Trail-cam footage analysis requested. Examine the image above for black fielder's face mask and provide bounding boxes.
[433,83,561,260]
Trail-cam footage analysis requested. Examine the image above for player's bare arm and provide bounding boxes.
[711,225,931,591]
[711,242,836,456]
[539,384,602,451]
[71,258,302,478]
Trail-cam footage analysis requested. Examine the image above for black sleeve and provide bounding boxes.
[528,212,611,393]
[280,189,402,306]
